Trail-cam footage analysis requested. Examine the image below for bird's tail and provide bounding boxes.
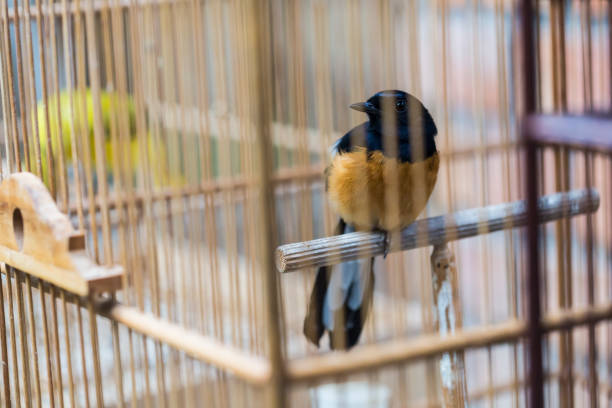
[303,219,375,350]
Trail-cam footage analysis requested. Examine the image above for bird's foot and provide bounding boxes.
[374,229,391,258]
[384,231,392,258]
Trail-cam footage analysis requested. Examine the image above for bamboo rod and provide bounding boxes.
[60,0,85,232]
[276,188,600,273]
[38,282,55,408]
[126,329,137,408]
[96,300,272,385]
[84,0,112,267]
[12,0,30,173]
[75,301,91,408]
[14,270,32,408]
[249,0,285,406]
[0,265,11,404]
[33,0,53,195]
[24,275,42,408]
[49,287,64,408]
[0,0,21,172]
[60,283,75,408]
[46,0,68,211]
[5,267,22,406]
[0,16,13,176]
[287,301,612,384]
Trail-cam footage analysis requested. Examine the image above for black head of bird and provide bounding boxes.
[346,89,438,163]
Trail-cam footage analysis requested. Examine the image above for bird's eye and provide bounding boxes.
[395,99,407,112]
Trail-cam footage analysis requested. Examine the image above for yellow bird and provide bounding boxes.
[33,90,169,187]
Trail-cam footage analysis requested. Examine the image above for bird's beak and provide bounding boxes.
[350,102,379,115]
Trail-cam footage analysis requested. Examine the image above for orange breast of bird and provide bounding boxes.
[326,148,439,231]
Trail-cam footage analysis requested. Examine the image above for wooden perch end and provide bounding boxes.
[0,172,123,296]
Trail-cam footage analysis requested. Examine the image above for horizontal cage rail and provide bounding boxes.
[525,114,612,153]
[287,302,612,383]
[96,299,272,385]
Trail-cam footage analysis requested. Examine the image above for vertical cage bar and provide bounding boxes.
[49,287,64,408]
[60,290,76,408]
[24,275,42,408]
[525,139,543,408]
[12,0,30,172]
[6,268,22,406]
[0,265,10,405]
[522,0,542,406]
[585,151,597,408]
[251,0,284,405]
[38,282,55,408]
[76,303,91,408]
[0,0,19,172]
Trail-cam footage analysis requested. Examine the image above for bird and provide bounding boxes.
[303,90,440,350]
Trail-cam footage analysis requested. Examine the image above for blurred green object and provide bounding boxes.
[36,89,137,163]
[33,89,281,189]
[33,89,168,186]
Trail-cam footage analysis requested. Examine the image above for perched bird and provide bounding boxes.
[303,90,440,350]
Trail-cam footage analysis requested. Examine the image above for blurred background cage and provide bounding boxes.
[0,0,609,406]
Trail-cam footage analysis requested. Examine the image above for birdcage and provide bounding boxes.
[0,0,609,406]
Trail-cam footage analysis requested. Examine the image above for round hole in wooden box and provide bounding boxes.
[12,208,23,251]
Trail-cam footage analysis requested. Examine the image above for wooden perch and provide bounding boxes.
[276,188,600,273]
[0,172,123,296]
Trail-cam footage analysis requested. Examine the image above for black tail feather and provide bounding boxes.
[303,265,331,347]
[303,219,375,350]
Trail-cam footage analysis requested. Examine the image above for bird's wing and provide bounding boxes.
[330,122,370,157]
